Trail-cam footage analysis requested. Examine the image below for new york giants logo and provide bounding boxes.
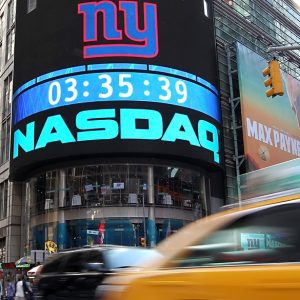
[78,1,159,58]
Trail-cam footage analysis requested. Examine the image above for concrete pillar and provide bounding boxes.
[24,181,32,255]
[6,181,23,262]
[57,170,67,250]
[146,166,156,247]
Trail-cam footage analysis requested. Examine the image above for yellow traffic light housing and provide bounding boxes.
[262,59,284,98]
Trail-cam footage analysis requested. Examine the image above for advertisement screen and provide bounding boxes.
[11,0,222,180]
[237,43,300,171]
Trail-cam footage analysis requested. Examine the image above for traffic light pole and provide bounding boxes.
[263,44,300,97]
[267,44,300,53]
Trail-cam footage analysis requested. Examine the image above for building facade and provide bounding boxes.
[0,0,299,262]
[0,0,23,263]
[215,0,300,202]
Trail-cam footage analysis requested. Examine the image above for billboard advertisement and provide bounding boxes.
[11,0,222,181]
[237,43,300,171]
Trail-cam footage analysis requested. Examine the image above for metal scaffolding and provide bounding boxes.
[225,44,245,205]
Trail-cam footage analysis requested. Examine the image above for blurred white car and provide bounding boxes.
[27,265,43,279]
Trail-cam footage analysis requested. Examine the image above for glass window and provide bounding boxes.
[7,1,15,28]
[31,165,208,215]
[63,252,84,273]
[0,181,8,219]
[44,171,58,210]
[0,13,4,40]
[170,203,300,267]
[82,250,105,272]
[0,13,4,70]
[232,0,251,17]
[0,238,6,262]
[0,118,11,164]
[203,0,209,17]
[84,250,104,264]
[27,0,37,13]
[5,26,14,61]
[216,1,300,79]
[42,254,65,273]
[54,250,105,273]
[105,248,162,269]
[5,118,10,161]
[28,164,209,248]
[6,0,15,62]
[2,73,12,118]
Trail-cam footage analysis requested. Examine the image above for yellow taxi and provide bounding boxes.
[98,192,300,300]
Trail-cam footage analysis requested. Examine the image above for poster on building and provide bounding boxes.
[236,43,300,171]
[45,240,58,254]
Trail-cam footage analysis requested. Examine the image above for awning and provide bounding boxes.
[15,256,33,268]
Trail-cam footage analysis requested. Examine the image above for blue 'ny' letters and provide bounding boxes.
[78,1,159,58]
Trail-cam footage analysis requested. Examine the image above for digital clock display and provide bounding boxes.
[13,63,219,125]
[11,0,223,181]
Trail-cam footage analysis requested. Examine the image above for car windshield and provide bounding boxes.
[154,204,280,266]
[105,248,163,269]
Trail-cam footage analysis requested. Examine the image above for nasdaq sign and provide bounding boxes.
[13,108,220,163]
[11,0,222,180]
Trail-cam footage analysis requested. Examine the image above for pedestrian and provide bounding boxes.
[15,275,32,300]
[15,276,24,300]
[0,278,3,299]
[15,276,25,300]
[22,276,33,300]
[6,278,15,300]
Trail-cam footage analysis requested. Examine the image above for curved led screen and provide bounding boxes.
[11,0,223,180]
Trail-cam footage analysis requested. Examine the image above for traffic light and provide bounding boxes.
[262,59,284,98]
[140,237,146,247]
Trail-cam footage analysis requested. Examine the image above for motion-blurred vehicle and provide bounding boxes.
[28,264,43,296]
[99,193,300,300]
[35,245,162,300]
[27,265,43,280]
